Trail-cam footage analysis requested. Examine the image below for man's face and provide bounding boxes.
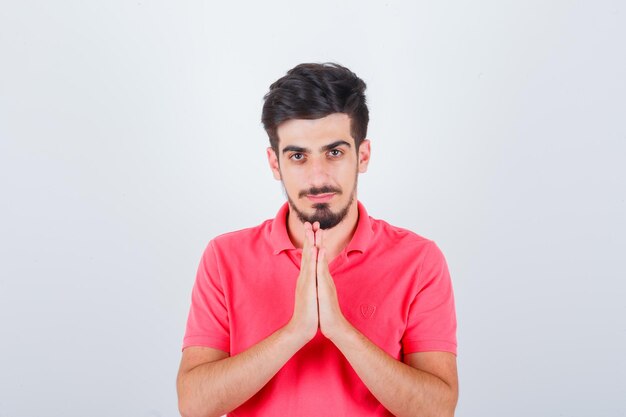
[267,113,371,230]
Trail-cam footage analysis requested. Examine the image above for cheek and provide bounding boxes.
[280,171,303,193]
[338,163,358,183]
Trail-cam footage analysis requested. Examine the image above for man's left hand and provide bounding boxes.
[313,225,351,341]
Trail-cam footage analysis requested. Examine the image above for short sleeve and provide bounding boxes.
[402,242,457,355]
[182,240,230,352]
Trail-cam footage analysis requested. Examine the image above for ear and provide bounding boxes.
[267,147,282,180]
[357,139,371,173]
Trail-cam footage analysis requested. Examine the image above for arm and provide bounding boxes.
[315,230,458,417]
[176,325,308,417]
[177,223,320,417]
[328,322,458,417]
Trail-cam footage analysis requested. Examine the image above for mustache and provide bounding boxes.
[299,186,342,198]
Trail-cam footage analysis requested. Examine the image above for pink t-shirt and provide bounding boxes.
[183,201,457,416]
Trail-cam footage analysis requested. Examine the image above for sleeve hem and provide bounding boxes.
[182,335,230,353]
[402,339,457,355]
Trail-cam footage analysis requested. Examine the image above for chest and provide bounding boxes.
[223,254,417,357]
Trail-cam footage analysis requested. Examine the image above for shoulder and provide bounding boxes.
[205,218,274,258]
[369,216,435,249]
[213,218,272,244]
[367,215,448,267]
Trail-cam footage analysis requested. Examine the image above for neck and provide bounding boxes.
[287,200,360,261]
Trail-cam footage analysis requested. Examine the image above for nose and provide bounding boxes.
[308,156,330,187]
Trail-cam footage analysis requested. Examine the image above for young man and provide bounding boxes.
[177,63,458,417]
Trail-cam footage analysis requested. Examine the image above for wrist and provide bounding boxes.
[283,320,316,347]
[325,316,354,345]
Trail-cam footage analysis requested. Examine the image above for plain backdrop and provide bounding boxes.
[1,1,625,416]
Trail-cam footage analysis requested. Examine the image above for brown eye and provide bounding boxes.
[328,149,343,157]
[290,153,304,161]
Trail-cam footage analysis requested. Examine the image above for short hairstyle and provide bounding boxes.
[262,62,369,155]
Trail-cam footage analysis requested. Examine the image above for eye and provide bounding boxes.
[290,153,305,161]
[328,149,343,158]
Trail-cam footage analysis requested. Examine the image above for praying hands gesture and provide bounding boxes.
[178,219,458,417]
[287,221,348,344]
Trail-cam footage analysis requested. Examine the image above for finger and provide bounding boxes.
[303,222,311,244]
[301,222,313,265]
[317,247,327,277]
[311,222,319,246]
[315,226,321,249]
[315,228,324,250]
[306,227,315,249]
[309,245,318,277]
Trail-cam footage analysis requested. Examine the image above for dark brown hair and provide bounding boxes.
[262,63,369,155]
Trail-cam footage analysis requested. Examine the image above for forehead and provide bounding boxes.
[276,113,355,149]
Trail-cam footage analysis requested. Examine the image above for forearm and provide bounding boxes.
[178,325,307,417]
[331,323,457,417]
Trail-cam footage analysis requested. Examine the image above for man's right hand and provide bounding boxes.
[287,221,320,344]
[178,222,321,417]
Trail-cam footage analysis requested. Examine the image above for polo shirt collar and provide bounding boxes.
[270,201,373,255]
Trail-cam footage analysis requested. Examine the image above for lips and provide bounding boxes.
[306,193,335,203]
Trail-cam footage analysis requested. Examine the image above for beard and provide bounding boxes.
[285,179,357,230]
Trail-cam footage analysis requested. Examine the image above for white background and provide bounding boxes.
[1,1,625,416]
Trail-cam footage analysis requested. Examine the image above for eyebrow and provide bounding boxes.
[281,140,352,155]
